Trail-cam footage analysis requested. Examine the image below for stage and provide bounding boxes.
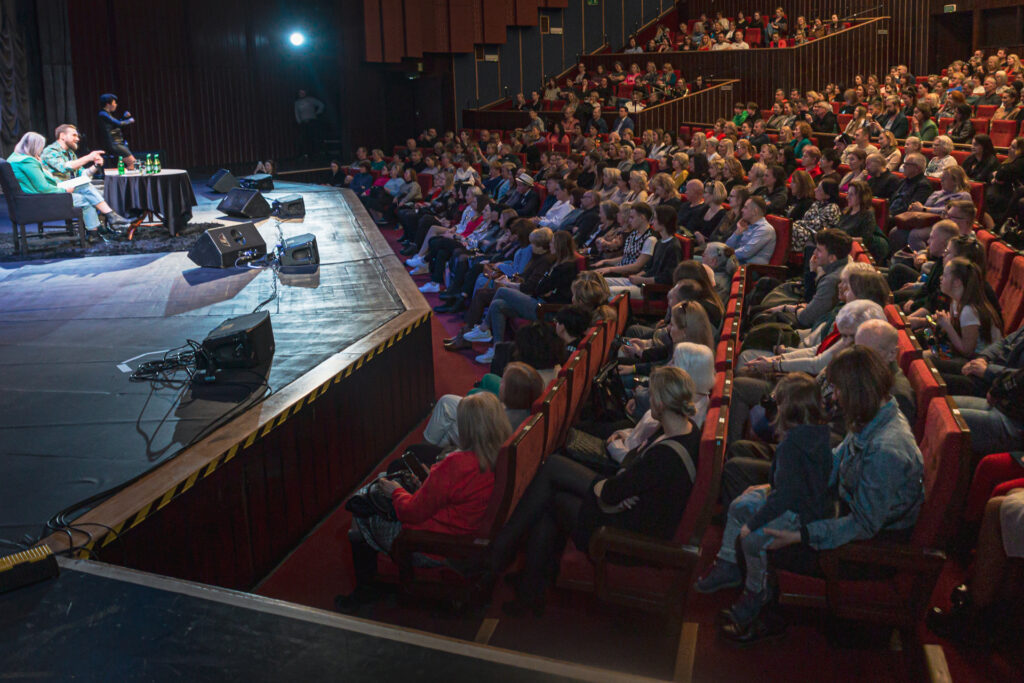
[0,184,434,587]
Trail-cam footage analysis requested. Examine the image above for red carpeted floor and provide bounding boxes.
[254,223,1020,681]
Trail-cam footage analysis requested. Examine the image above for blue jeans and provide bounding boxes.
[71,183,103,229]
[487,287,539,342]
[954,395,1024,456]
[717,487,801,593]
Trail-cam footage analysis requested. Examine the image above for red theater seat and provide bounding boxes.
[556,404,727,616]
[990,119,1019,148]
[765,215,791,266]
[971,118,990,136]
[975,104,998,119]
[997,256,1024,333]
[987,240,1017,297]
[906,357,946,439]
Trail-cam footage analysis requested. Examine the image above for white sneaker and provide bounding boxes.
[410,264,429,276]
[463,328,493,343]
[475,347,495,364]
[406,255,424,268]
[419,282,441,293]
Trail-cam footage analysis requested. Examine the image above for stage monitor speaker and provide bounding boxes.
[279,233,319,267]
[208,169,239,193]
[240,173,274,191]
[187,223,267,268]
[195,310,275,374]
[218,188,272,219]
[272,194,305,218]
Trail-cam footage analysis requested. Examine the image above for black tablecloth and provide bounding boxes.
[103,169,197,235]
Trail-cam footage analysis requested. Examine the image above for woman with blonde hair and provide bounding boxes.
[843,105,870,136]
[340,391,513,609]
[899,136,923,173]
[785,170,816,221]
[648,172,682,210]
[626,170,649,202]
[924,135,958,178]
[670,152,690,189]
[736,139,756,173]
[878,130,902,171]
[490,365,700,615]
[601,167,625,202]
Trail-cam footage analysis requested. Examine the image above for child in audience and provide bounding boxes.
[693,373,833,631]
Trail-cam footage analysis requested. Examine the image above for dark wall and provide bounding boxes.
[452,0,674,126]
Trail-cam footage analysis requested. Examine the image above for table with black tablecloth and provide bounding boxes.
[103,169,197,235]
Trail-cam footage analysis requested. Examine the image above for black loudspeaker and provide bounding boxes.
[187,223,267,268]
[208,169,240,193]
[218,188,272,219]
[272,194,305,218]
[279,233,319,267]
[240,173,274,191]
[195,311,275,374]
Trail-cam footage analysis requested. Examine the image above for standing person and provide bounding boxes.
[294,89,325,159]
[40,125,134,232]
[97,94,136,170]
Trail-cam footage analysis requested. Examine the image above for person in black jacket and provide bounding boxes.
[962,134,999,184]
[476,230,579,364]
[985,136,1024,222]
[508,172,542,217]
[606,205,682,299]
[866,153,900,199]
[489,366,701,616]
[887,152,934,217]
[694,373,832,634]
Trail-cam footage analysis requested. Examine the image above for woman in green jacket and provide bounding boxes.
[912,105,939,142]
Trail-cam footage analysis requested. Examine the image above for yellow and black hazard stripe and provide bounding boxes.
[79,312,431,556]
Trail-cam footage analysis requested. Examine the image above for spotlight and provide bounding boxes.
[289,31,305,46]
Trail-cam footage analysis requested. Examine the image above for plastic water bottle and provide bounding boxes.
[118,156,125,175]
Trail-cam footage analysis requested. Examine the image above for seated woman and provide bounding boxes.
[489,366,701,616]
[962,134,999,184]
[338,392,513,610]
[924,135,958,178]
[407,191,488,274]
[619,299,716,377]
[606,205,682,300]
[838,149,868,194]
[785,170,816,222]
[983,136,1024,224]
[839,181,888,263]
[790,179,842,253]
[695,373,833,634]
[720,345,924,644]
[423,362,545,451]
[947,103,975,145]
[473,231,579,364]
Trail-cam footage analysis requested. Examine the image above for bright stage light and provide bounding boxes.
[289,32,305,46]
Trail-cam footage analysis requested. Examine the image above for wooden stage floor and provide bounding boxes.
[0,185,432,557]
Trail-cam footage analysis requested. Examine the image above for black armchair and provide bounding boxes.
[0,158,85,256]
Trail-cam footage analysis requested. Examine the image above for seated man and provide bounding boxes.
[10,130,132,235]
[725,196,776,265]
[40,124,135,233]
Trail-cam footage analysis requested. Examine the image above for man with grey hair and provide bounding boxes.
[702,241,738,301]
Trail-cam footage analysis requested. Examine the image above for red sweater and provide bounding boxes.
[391,451,495,536]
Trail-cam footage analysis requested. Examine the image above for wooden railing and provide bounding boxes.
[631,79,739,132]
[581,18,893,111]
[462,79,737,133]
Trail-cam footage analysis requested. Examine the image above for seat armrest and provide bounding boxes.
[819,540,946,575]
[588,525,699,568]
[744,264,788,283]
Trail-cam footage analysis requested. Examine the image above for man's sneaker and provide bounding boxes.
[410,264,429,276]
[406,255,424,268]
[693,560,743,594]
[419,282,441,293]
[475,347,495,364]
[463,328,493,343]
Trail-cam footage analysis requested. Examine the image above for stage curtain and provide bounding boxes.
[0,0,32,157]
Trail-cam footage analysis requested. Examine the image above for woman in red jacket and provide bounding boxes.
[337,392,513,609]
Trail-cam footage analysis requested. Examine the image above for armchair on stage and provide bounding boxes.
[0,158,86,256]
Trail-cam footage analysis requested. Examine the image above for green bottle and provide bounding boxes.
[118,156,125,175]
[154,153,162,173]
[146,154,153,174]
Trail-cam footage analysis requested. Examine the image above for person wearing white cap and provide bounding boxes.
[507,172,540,217]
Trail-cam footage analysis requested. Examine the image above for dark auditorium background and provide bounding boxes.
[3,0,1024,169]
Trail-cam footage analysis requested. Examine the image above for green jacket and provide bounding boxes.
[8,153,62,194]
[918,119,938,142]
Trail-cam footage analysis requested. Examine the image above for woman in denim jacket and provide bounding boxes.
[721,345,925,645]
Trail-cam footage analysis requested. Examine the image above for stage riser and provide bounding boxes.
[92,320,433,590]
